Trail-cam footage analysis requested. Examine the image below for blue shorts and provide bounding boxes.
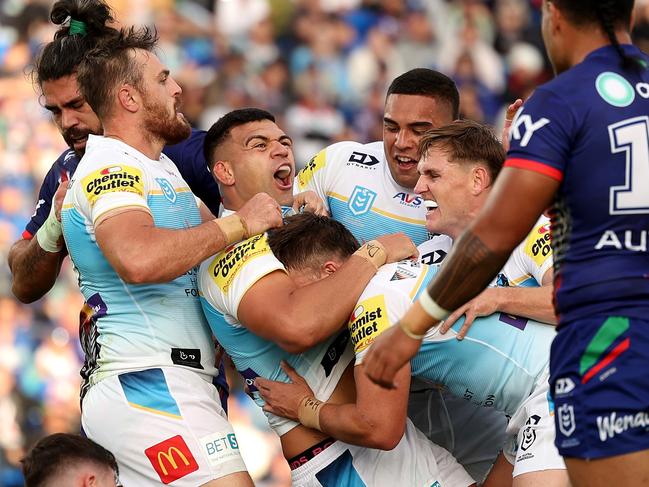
[550,315,649,459]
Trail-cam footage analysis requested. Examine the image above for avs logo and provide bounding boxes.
[558,404,576,437]
[554,377,575,397]
[348,151,379,167]
[145,435,198,484]
[156,178,177,204]
[393,192,423,208]
[510,110,550,147]
[521,414,541,451]
[348,186,377,216]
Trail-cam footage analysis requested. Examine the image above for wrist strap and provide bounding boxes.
[36,203,63,253]
[418,291,450,321]
[214,214,248,245]
[398,320,425,340]
[298,396,324,431]
[354,240,386,270]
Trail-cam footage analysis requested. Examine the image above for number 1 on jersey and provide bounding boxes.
[608,116,649,214]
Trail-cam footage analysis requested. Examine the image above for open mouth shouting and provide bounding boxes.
[273,164,293,190]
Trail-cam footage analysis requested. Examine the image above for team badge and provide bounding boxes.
[348,186,377,216]
[156,178,177,204]
[558,404,576,437]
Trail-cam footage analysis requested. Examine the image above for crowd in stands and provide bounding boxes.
[1,0,648,484]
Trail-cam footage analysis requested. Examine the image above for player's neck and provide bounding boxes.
[103,124,164,161]
[567,28,632,70]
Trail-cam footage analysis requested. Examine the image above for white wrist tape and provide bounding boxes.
[418,292,450,321]
[36,203,63,253]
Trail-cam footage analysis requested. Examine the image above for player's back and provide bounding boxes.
[507,45,649,323]
[353,261,555,416]
[296,140,430,245]
[62,136,217,394]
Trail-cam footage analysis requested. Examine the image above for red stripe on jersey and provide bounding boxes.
[22,230,33,240]
[505,158,564,182]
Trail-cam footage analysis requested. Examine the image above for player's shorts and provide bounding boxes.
[504,368,565,476]
[290,418,474,487]
[408,382,507,482]
[82,366,248,486]
[550,315,649,459]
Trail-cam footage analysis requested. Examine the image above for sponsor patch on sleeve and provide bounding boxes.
[144,435,199,484]
[297,150,326,189]
[524,221,552,266]
[200,431,243,469]
[348,295,391,354]
[82,165,144,205]
[208,234,272,293]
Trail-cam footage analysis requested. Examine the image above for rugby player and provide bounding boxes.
[22,433,121,487]
[198,214,471,486]
[61,27,282,486]
[364,2,649,486]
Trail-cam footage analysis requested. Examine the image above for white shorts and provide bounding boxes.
[408,383,507,483]
[290,418,474,487]
[82,367,248,486]
[504,368,566,477]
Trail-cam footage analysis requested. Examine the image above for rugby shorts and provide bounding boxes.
[290,418,474,487]
[504,367,566,476]
[550,315,649,459]
[82,366,247,486]
[408,383,507,482]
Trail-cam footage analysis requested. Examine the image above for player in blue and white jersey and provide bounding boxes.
[295,68,458,247]
[199,214,469,487]
[364,2,649,486]
[61,27,284,486]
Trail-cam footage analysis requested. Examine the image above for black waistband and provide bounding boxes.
[288,437,336,471]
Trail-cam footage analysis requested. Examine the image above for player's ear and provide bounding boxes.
[213,160,235,186]
[321,260,340,277]
[471,165,490,195]
[117,83,139,113]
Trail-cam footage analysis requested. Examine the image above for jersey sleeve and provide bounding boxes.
[199,234,287,319]
[295,147,330,209]
[23,162,61,239]
[505,87,576,181]
[519,217,553,284]
[162,129,222,217]
[76,152,150,225]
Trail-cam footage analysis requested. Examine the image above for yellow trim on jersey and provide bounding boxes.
[326,192,426,225]
[149,187,193,195]
[127,402,182,419]
[62,203,74,210]
[409,268,429,300]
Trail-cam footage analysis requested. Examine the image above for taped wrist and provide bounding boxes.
[214,214,249,245]
[398,320,426,340]
[36,203,63,253]
[297,395,324,431]
[354,240,386,270]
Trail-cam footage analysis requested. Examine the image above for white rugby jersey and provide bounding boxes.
[61,136,217,396]
[352,260,555,416]
[296,140,430,245]
[417,216,553,287]
[198,234,354,436]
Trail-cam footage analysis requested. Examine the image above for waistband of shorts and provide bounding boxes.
[288,437,336,470]
[290,441,351,485]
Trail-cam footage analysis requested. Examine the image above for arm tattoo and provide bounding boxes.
[427,230,510,312]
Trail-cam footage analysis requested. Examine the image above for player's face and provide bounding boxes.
[383,94,454,189]
[41,74,102,156]
[414,147,476,239]
[226,120,295,206]
[138,51,191,145]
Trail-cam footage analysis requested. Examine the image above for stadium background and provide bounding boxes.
[0,0,648,484]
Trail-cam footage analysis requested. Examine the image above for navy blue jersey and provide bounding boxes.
[506,45,649,324]
[23,129,220,238]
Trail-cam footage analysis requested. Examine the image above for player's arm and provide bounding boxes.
[8,178,68,303]
[95,192,282,284]
[364,167,560,388]
[257,360,410,450]
[237,235,416,353]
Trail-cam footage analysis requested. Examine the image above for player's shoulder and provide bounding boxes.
[417,234,453,265]
[520,215,552,265]
[324,140,384,167]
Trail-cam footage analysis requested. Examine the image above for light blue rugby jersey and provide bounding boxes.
[198,234,354,436]
[61,136,217,395]
[296,141,430,245]
[353,260,556,417]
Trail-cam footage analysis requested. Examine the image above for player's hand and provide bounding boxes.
[440,288,499,340]
[501,98,523,152]
[256,361,314,421]
[293,191,329,216]
[236,192,283,236]
[364,324,422,389]
[374,233,417,263]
